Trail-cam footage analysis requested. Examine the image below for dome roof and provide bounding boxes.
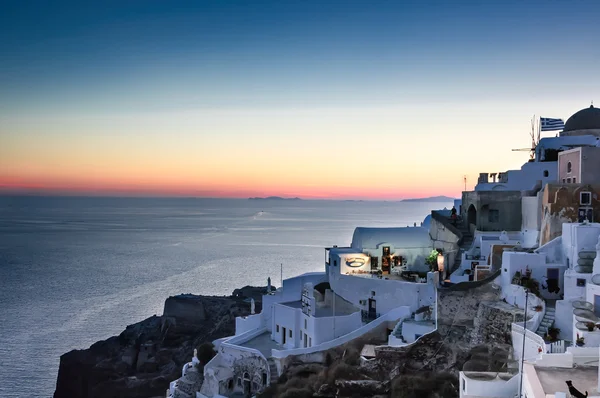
[564,105,600,132]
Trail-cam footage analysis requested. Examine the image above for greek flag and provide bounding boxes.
[540,117,564,131]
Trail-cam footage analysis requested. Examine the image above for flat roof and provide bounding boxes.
[535,366,599,396]
[279,299,358,317]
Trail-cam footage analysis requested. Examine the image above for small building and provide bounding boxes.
[462,190,523,234]
[540,183,600,245]
[558,146,600,185]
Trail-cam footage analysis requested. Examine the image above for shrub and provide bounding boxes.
[196,342,216,365]
[391,373,458,398]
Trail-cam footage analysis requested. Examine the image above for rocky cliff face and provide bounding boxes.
[54,286,269,398]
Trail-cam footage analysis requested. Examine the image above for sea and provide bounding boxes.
[0,196,452,397]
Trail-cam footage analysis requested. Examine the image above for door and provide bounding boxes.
[368,298,377,319]
[382,256,390,274]
[370,256,379,271]
[546,268,560,294]
[595,295,600,318]
[304,333,308,348]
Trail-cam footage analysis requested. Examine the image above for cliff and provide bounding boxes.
[54,286,270,398]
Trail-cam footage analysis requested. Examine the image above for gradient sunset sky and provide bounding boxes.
[1,0,599,200]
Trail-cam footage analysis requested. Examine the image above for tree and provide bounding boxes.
[196,342,216,365]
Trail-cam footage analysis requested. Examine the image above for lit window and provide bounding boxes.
[567,161,572,173]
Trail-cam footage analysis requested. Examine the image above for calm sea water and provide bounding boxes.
[0,196,451,397]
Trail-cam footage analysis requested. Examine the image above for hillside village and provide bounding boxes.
[168,105,600,398]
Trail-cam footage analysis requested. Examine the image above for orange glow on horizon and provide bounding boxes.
[0,173,465,200]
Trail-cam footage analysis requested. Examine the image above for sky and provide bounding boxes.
[1,0,599,200]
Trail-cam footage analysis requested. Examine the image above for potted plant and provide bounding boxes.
[545,327,560,342]
[576,336,585,347]
[512,271,521,285]
[586,322,596,332]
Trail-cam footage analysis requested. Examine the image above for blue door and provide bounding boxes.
[546,268,560,294]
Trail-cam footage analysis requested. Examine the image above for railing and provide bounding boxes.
[440,269,501,291]
[431,211,463,240]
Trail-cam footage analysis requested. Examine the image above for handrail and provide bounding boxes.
[440,269,501,291]
[431,211,463,241]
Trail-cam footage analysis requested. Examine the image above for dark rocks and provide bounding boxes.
[54,286,270,398]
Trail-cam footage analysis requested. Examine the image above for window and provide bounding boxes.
[462,378,466,392]
[562,179,566,183]
[543,170,549,177]
[262,373,268,385]
[382,246,390,256]
[304,319,307,329]
[567,178,572,183]
[289,329,292,338]
[581,191,592,205]
[573,178,577,183]
[488,209,500,223]
[228,379,234,390]
[567,161,572,173]
[333,259,337,266]
[577,278,586,287]
[276,325,279,333]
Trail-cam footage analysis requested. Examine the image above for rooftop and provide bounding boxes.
[239,332,282,357]
[535,366,599,396]
[279,299,359,317]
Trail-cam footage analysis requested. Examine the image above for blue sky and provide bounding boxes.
[1,0,599,198]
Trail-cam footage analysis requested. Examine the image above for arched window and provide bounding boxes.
[567,161,572,173]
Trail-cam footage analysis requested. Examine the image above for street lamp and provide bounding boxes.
[437,252,445,273]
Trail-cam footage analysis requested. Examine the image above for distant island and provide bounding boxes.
[400,195,456,202]
[248,196,302,200]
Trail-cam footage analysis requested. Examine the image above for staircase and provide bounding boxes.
[392,320,405,342]
[267,358,279,385]
[536,306,556,338]
[451,221,474,273]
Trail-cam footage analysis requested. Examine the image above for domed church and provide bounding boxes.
[560,104,600,137]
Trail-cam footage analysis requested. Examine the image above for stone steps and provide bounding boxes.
[267,358,279,385]
[535,308,556,337]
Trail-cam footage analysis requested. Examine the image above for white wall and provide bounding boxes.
[562,223,600,269]
[272,304,300,349]
[512,323,545,361]
[271,306,412,360]
[475,160,557,192]
[522,196,541,232]
[402,321,436,343]
[236,314,262,335]
[459,372,519,398]
[329,272,436,315]
[310,311,362,346]
[501,251,567,300]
